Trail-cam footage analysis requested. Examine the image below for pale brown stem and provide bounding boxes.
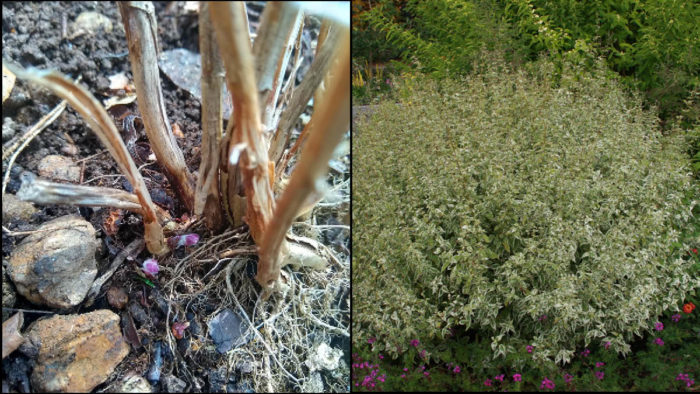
[258,28,350,288]
[314,20,332,106]
[252,2,302,131]
[268,25,343,165]
[119,1,195,213]
[195,2,225,232]
[4,62,168,255]
[209,2,275,244]
[17,172,143,213]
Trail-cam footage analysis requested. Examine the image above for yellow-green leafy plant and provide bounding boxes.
[353,57,698,366]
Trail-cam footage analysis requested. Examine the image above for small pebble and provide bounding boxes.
[107,286,128,310]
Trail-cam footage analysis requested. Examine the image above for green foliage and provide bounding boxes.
[498,0,700,120]
[358,0,491,79]
[353,57,699,368]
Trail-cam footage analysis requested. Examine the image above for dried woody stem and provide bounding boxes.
[268,24,343,165]
[4,62,168,255]
[258,29,351,287]
[252,2,302,132]
[209,2,275,247]
[119,1,196,213]
[195,2,225,232]
[17,172,142,212]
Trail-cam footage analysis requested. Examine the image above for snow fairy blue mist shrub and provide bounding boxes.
[352,57,698,366]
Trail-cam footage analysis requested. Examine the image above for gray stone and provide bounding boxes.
[207,309,252,354]
[162,375,186,393]
[115,374,152,393]
[2,193,37,224]
[2,117,17,142]
[37,154,81,182]
[21,310,129,393]
[7,215,98,309]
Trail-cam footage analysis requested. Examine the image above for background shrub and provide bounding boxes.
[352,57,698,367]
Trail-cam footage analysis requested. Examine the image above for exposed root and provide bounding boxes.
[159,224,349,392]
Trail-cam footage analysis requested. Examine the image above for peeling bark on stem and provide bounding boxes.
[195,2,225,232]
[209,2,275,245]
[119,1,195,213]
[268,25,343,165]
[258,28,351,288]
[252,2,302,131]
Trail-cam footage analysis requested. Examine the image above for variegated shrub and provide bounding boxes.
[353,58,699,367]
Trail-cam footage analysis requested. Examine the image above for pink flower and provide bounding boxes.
[526,345,534,353]
[604,341,611,349]
[538,314,547,321]
[563,373,573,383]
[167,233,200,249]
[540,377,555,390]
[454,365,461,374]
[378,354,384,359]
[672,314,681,323]
[410,339,420,347]
[687,379,695,387]
[596,362,605,368]
[595,371,605,380]
[484,378,493,386]
[401,374,406,379]
[581,348,590,357]
[420,349,427,359]
[677,373,690,381]
[495,374,505,382]
[142,258,159,278]
[513,374,522,382]
[654,322,664,331]
[367,337,376,344]
[424,371,430,377]
[403,368,408,372]
[654,337,665,346]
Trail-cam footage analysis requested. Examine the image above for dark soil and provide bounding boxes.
[2,2,350,392]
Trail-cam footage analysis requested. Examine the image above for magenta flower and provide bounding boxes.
[595,371,605,380]
[513,374,522,382]
[420,349,427,359]
[677,373,690,381]
[672,314,681,323]
[378,354,384,359]
[495,374,505,382]
[581,348,590,357]
[410,339,420,347]
[142,258,159,278]
[563,373,573,383]
[424,371,430,377]
[484,378,493,386]
[167,233,200,249]
[654,337,665,346]
[654,322,664,331]
[526,345,534,353]
[367,337,376,344]
[420,365,425,371]
[540,377,555,390]
[596,362,605,368]
[604,341,611,350]
[687,379,695,387]
[454,365,461,374]
[401,374,406,379]
[403,368,408,372]
[538,314,547,321]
